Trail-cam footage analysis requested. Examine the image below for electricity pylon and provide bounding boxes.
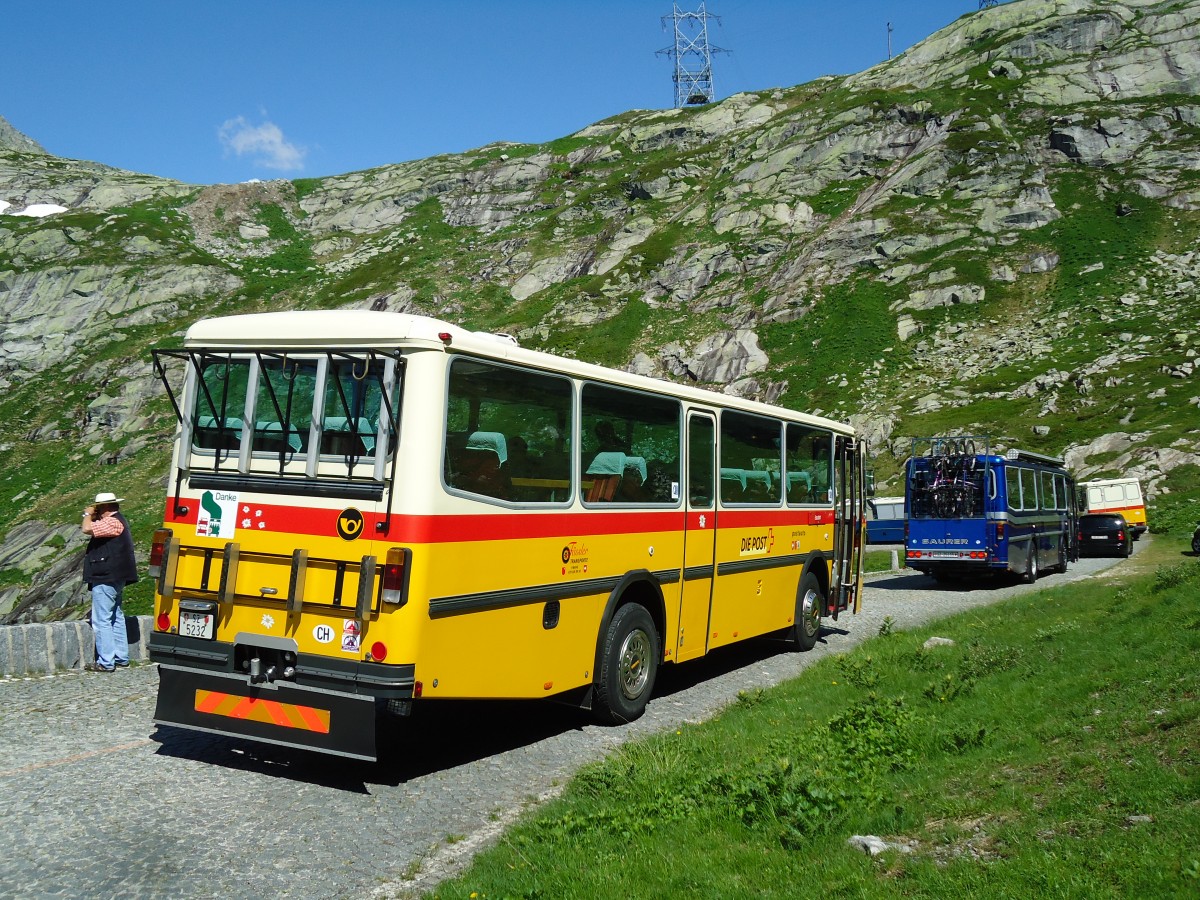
[657,3,728,108]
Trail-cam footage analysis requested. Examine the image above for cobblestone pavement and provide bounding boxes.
[0,548,1135,899]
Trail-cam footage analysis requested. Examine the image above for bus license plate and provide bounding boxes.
[180,610,215,640]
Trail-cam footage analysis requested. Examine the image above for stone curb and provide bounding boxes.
[0,615,154,677]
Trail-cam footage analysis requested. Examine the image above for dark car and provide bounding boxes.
[1077,513,1133,558]
[1193,525,1200,556]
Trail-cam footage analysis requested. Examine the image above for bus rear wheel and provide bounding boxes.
[593,603,659,724]
[789,571,823,652]
[1025,550,1038,584]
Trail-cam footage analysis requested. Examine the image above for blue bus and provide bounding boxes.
[905,438,1076,583]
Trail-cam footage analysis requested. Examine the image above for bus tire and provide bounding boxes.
[1025,549,1038,584]
[790,571,823,652]
[593,603,659,725]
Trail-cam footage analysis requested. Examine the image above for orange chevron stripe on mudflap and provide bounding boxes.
[194,689,331,734]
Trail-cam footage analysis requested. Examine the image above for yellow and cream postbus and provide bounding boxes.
[1077,477,1148,539]
[147,311,866,760]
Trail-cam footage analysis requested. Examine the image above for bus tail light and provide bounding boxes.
[149,528,178,599]
[156,612,171,632]
[995,522,1005,541]
[370,641,387,662]
[148,528,172,577]
[381,547,412,605]
[413,680,423,698]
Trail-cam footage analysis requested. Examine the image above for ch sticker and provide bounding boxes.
[337,508,365,541]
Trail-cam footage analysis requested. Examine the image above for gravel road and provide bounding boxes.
[0,547,1136,900]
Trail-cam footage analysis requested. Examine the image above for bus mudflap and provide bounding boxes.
[153,664,378,761]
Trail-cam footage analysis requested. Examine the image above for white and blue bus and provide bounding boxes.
[904,437,1076,583]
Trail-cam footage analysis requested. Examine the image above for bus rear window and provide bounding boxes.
[186,351,399,479]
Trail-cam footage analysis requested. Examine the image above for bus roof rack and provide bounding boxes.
[1005,448,1065,466]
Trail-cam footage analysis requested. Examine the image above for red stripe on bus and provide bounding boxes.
[166,500,830,543]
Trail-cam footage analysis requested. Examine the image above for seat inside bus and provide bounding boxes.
[447,431,511,499]
[194,415,242,450]
[586,451,626,502]
[321,416,376,456]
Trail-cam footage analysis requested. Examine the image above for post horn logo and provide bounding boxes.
[337,508,365,541]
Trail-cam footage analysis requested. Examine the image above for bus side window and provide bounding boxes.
[1041,471,1056,510]
[445,358,573,504]
[581,383,680,506]
[1006,467,1022,511]
[1020,467,1037,511]
[786,423,830,504]
[688,417,715,507]
[721,412,782,506]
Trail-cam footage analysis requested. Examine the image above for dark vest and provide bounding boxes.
[83,512,138,588]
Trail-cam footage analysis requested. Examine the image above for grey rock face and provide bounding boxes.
[0,114,48,154]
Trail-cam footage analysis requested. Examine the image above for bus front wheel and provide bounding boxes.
[790,571,823,652]
[593,603,659,724]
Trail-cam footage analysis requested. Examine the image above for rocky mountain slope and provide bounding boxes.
[2,0,1199,623]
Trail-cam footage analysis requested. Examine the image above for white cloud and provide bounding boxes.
[218,115,306,171]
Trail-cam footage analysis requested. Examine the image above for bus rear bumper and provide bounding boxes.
[154,663,380,760]
[149,631,416,761]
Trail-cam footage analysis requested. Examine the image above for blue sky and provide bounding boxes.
[4,1,990,185]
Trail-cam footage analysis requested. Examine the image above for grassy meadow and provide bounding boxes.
[423,539,1200,899]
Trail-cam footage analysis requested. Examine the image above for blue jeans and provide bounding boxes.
[91,583,129,669]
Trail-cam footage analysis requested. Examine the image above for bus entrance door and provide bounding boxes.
[676,413,716,663]
[830,436,866,617]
